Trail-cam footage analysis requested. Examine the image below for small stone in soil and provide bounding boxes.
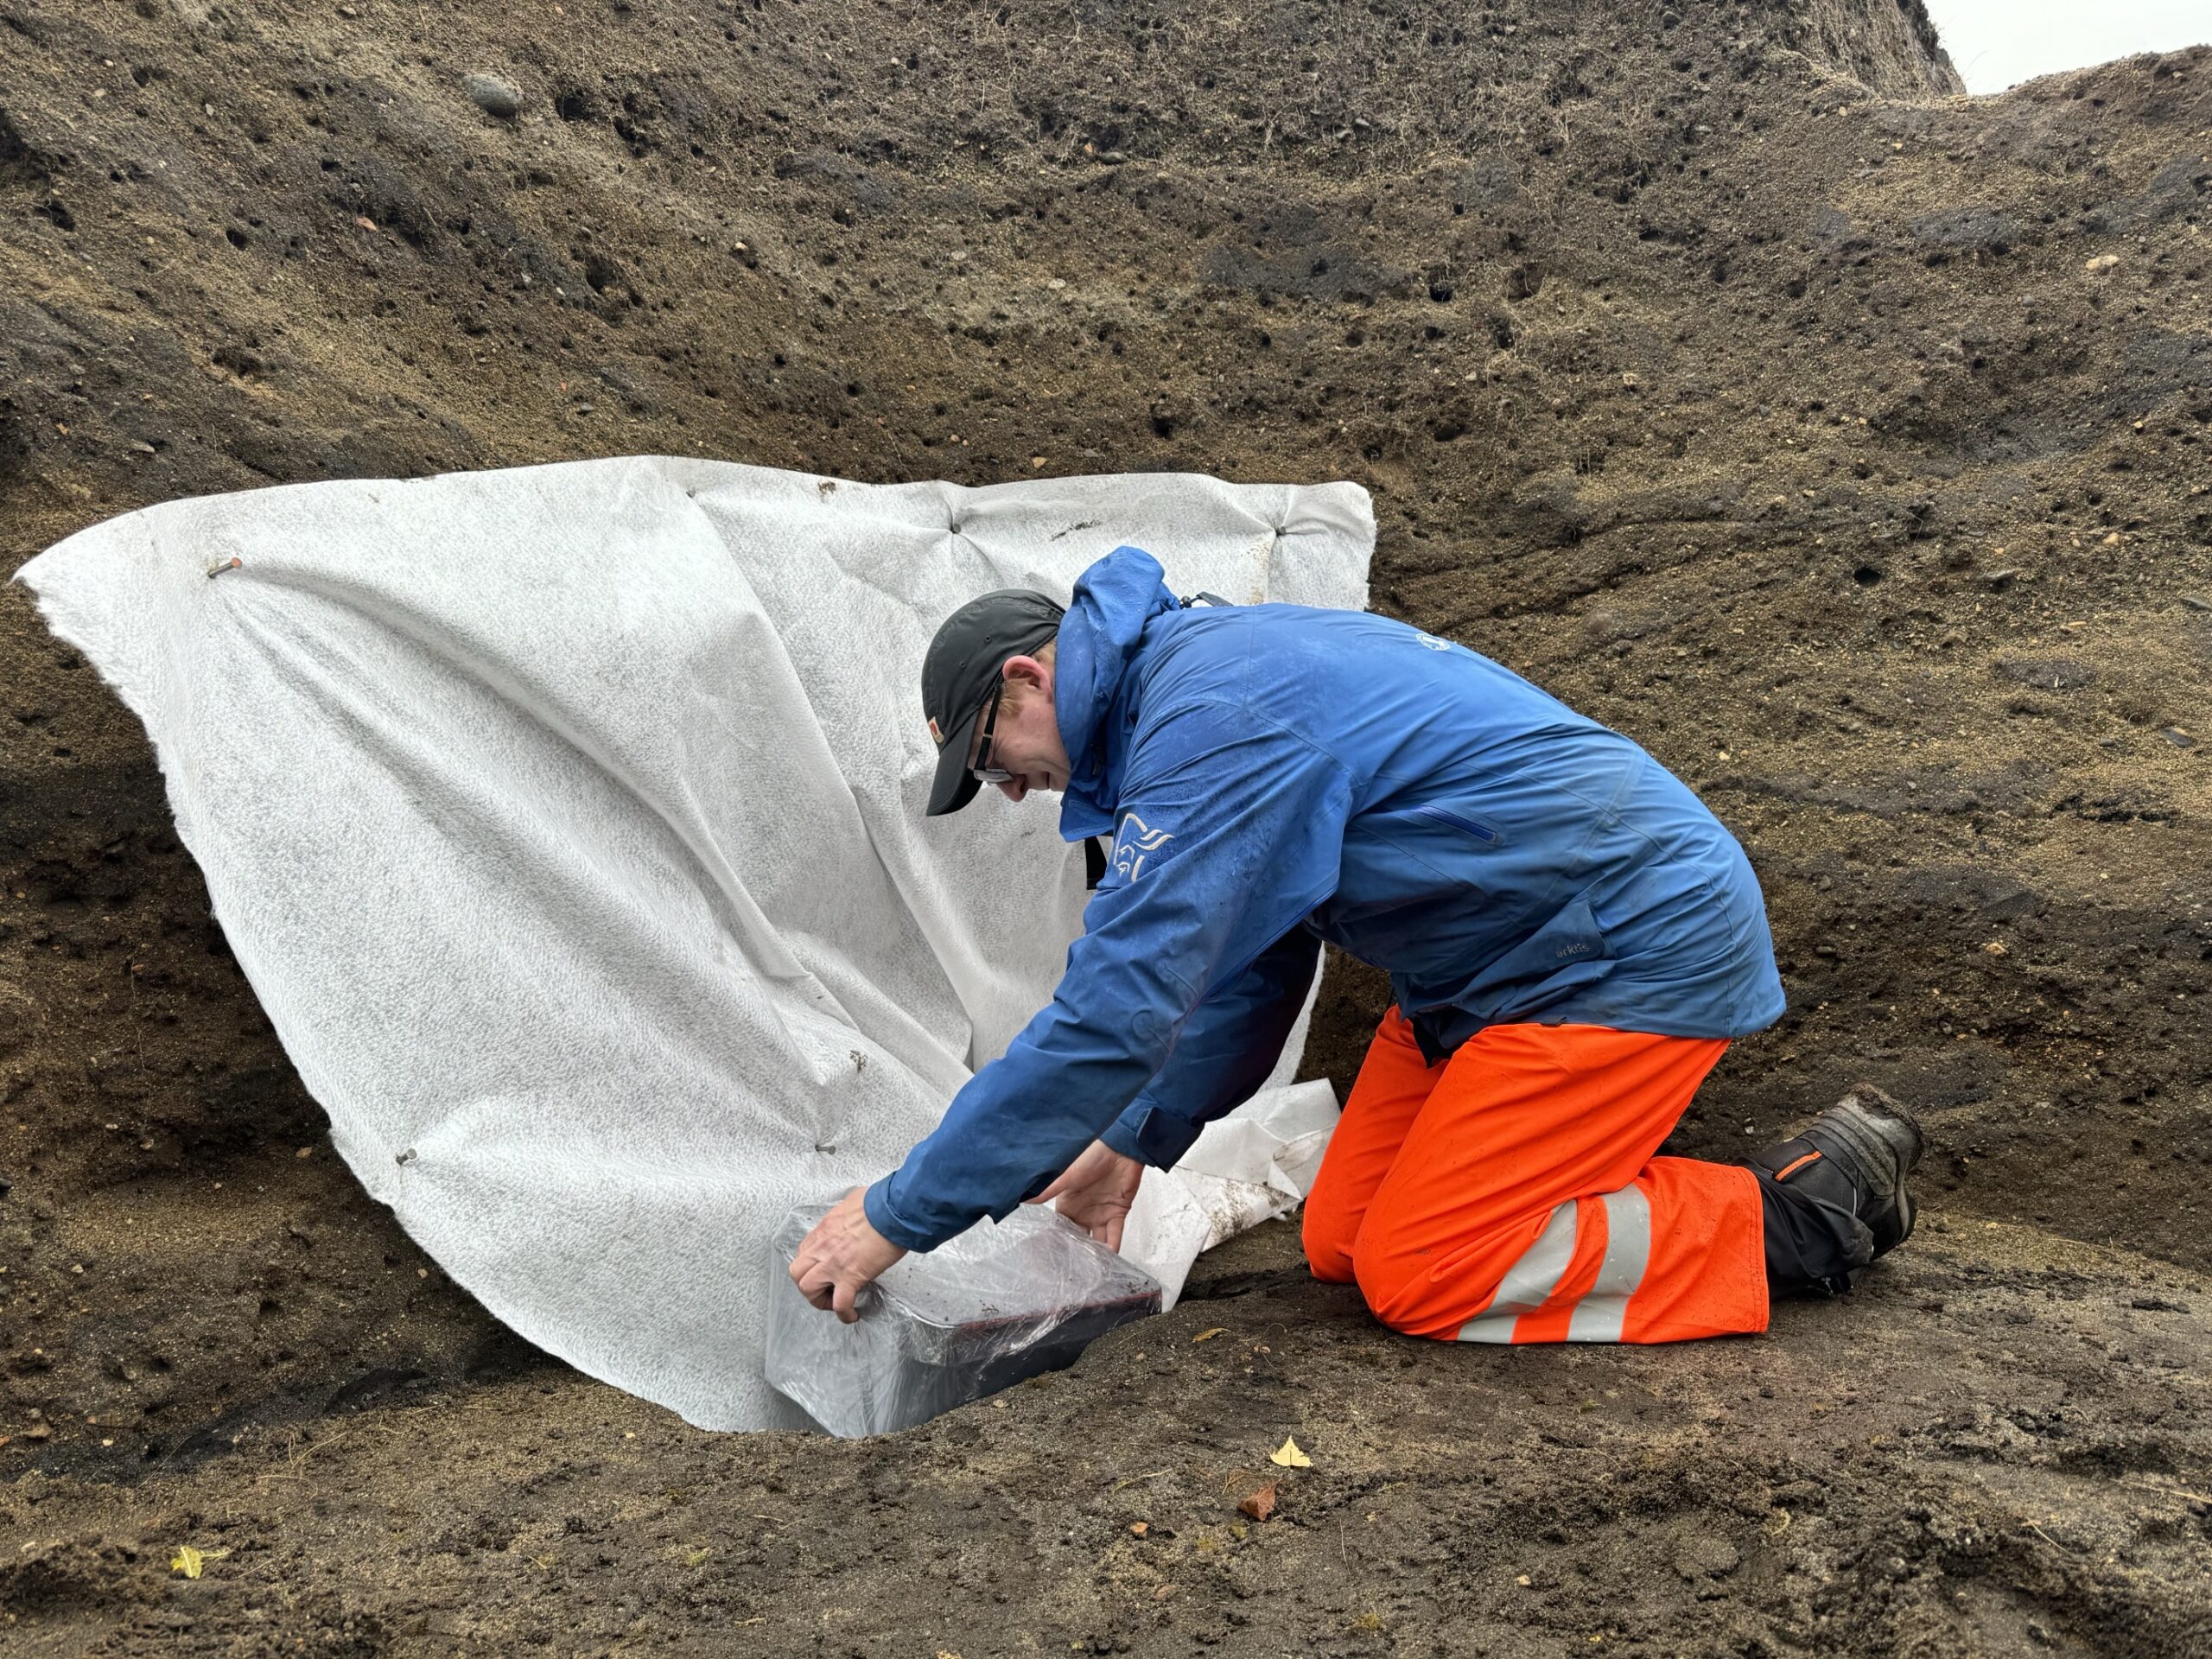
[464,73,524,118]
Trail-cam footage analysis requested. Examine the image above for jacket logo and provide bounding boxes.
[1112,813,1173,881]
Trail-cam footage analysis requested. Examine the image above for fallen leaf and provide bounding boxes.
[1269,1435,1313,1468]
[684,1548,710,1567]
[1128,1522,1147,1536]
[1238,1482,1278,1521]
[1192,1328,1225,1343]
[353,215,379,232]
[170,1544,232,1579]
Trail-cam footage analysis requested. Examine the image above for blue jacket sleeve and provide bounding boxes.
[1098,924,1320,1169]
[863,702,1351,1252]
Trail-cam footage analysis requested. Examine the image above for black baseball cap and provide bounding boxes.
[920,587,1065,816]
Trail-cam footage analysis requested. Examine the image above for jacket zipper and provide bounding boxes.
[1413,804,1500,843]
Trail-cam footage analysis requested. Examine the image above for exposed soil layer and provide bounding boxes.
[2,1,2208,1652]
[11,1220,2212,1657]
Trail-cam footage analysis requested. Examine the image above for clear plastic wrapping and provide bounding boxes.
[764,1201,1164,1436]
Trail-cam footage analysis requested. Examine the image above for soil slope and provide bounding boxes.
[2,1,2209,1653]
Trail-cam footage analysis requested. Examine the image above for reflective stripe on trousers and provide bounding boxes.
[1456,1185,1652,1344]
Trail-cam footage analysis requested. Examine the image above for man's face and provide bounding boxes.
[969,653,1071,803]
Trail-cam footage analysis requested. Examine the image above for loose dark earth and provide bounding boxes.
[3,2,2209,1653]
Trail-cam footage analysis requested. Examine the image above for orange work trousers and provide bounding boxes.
[1303,1009,1768,1344]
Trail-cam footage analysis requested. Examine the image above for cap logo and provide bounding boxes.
[927,716,944,746]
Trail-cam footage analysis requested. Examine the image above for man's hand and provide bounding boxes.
[790,1188,907,1322]
[1030,1138,1146,1252]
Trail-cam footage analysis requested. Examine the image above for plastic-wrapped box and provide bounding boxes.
[764,1201,1163,1436]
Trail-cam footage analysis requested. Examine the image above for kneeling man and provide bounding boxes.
[793,545,1923,1342]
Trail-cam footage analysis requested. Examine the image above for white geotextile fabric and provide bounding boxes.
[17,457,1372,1431]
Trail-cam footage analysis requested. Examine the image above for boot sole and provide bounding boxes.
[1827,1084,1926,1185]
[1802,1084,1924,1259]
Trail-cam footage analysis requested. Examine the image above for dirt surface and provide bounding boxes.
[2,0,2209,1652]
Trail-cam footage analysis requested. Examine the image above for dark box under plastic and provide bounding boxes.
[763,1201,1162,1437]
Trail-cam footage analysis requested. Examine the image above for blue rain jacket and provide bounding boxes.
[864,546,1784,1252]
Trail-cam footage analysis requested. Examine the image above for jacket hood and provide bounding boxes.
[1054,544,1178,839]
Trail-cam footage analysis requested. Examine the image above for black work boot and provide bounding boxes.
[1750,1084,1925,1297]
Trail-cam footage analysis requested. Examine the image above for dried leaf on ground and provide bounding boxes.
[1269,1435,1313,1468]
[1238,1482,1279,1521]
[1192,1328,1226,1343]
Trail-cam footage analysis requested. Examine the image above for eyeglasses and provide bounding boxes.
[969,681,1012,785]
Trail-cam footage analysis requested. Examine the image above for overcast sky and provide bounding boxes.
[1924,1,2209,93]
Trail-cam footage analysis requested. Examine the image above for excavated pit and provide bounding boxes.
[2,1,2208,1652]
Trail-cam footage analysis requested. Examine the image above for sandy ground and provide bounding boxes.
[2,1,2209,1652]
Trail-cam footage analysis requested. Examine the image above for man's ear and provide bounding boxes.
[1003,653,1052,696]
